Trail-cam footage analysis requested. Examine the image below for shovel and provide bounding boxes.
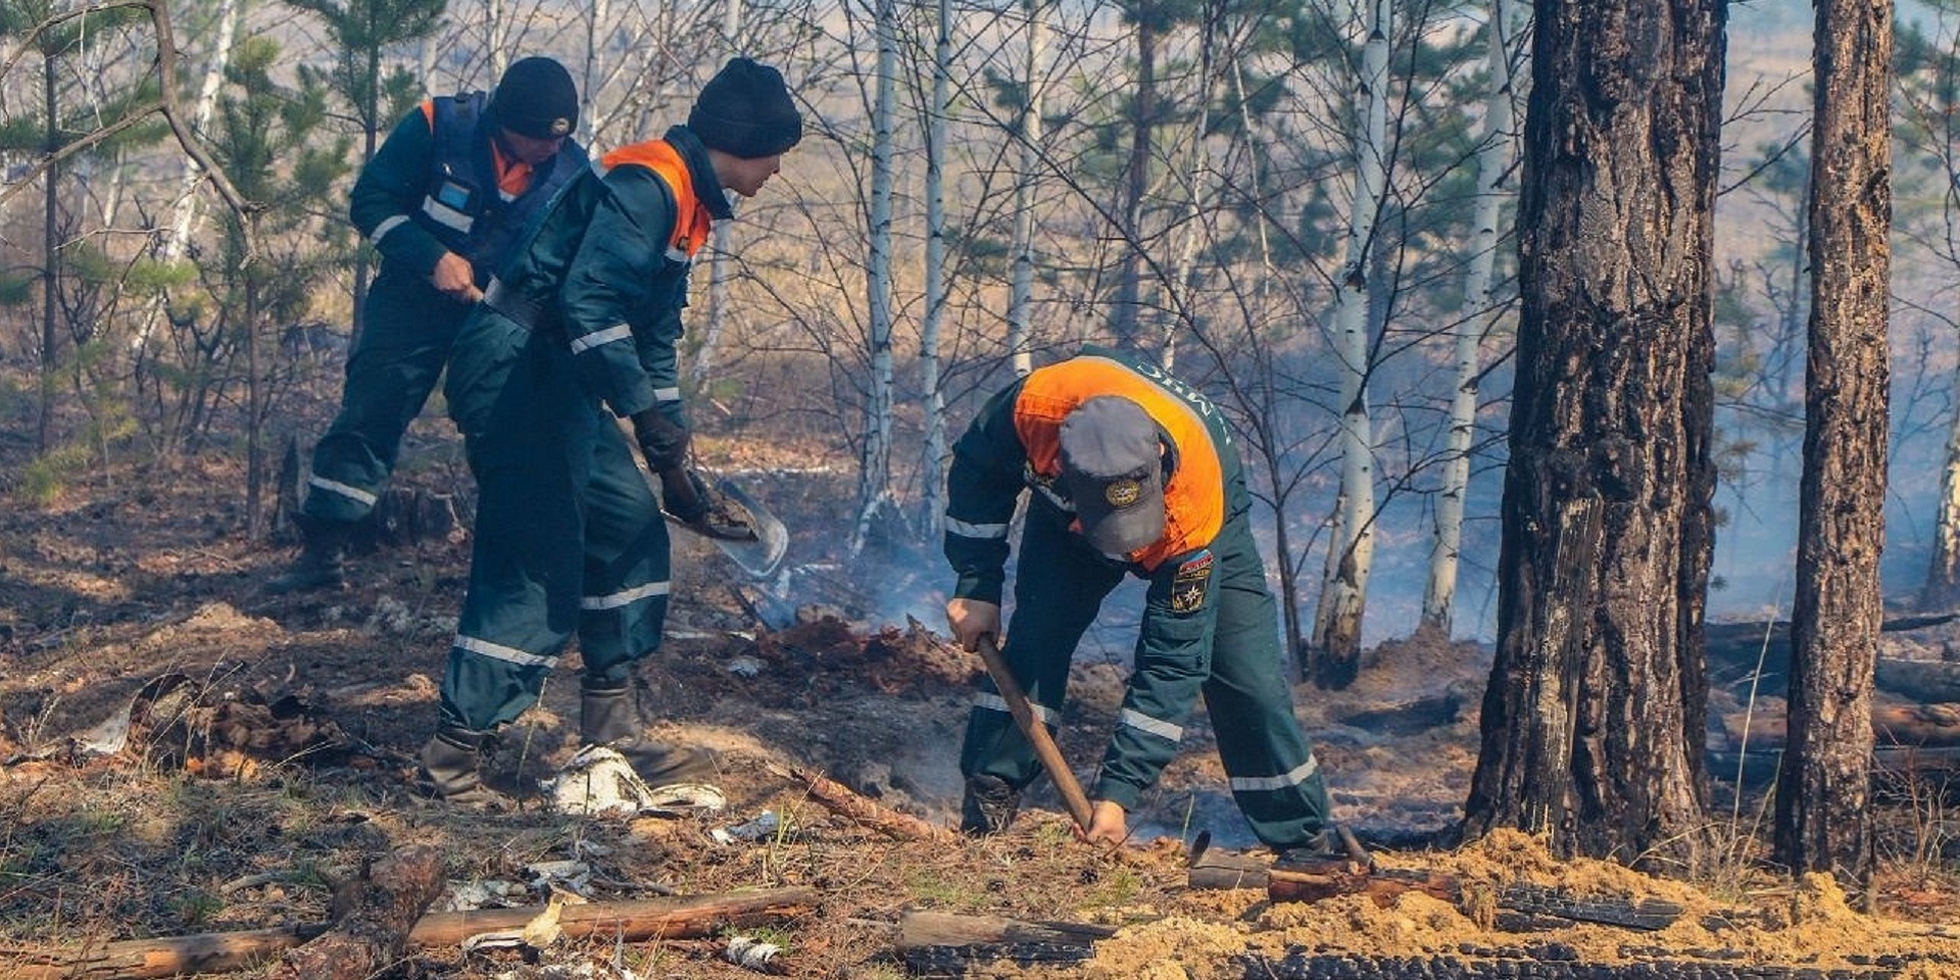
[617,420,789,580]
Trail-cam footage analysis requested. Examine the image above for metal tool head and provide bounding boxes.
[701,475,788,580]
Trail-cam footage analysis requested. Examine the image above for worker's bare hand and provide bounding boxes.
[945,598,1001,652]
[1078,799,1129,847]
[431,252,482,303]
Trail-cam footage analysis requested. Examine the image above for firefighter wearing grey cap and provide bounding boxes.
[269,56,587,594]
[416,58,802,807]
[942,346,1333,853]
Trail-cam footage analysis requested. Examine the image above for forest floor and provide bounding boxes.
[6,416,1960,978]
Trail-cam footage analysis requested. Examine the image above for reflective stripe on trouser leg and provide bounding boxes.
[959,508,1124,789]
[1202,511,1330,848]
[305,273,469,524]
[575,421,673,683]
[439,320,595,731]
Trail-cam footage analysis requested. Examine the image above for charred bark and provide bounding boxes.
[1775,0,1890,891]
[1464,0,1724,872]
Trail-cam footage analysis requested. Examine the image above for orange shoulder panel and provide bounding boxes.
[599,140,713,257]
[1014,356,1226,569]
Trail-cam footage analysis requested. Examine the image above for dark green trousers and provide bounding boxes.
[303,272,471,524]
[434,309,671,731]
[960,482,1330,849]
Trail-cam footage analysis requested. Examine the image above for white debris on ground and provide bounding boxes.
[543,745,727,816]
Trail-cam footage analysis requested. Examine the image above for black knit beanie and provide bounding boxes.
[490,56,579,139]
[687,58,802,159]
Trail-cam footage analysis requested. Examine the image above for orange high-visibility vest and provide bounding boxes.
[1012,354,1228,570]
[599,140,714,260]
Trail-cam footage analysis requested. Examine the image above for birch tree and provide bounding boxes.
[850,0,899,557]
[1007,0,1046,379]
[917,0,951,541]
[1421,0,1522,639]
[1309,0,1390,689]
[691,0,741,389]
[1896,8,1960,612]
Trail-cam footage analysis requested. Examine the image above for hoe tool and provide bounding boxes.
[974,635,1095,833]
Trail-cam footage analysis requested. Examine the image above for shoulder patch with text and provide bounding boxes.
[1170,552,1214,614]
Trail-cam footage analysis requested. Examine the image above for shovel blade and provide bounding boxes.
[706,476,788,580]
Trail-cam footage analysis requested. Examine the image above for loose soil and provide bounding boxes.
[5,442,1960,978]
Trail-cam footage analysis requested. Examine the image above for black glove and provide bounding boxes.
[658,467,713,524]
[630,408,690,472]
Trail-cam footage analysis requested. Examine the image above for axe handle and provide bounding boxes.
[974,636,1095,832]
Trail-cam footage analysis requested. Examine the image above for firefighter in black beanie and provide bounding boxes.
[419,58,803,806]
[269,57,586,593]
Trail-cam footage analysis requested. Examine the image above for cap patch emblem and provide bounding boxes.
[1105,479,1143,508]
[550,117,572,136]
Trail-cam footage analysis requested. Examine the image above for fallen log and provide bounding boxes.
[896,910,1117,973]
[0,886,817,979]
[1712,744,1960,789]
[1187,848,1270,890]
[1266,860,1459,907]
[1876,658,1960,704]
[269,844,445,980]
[770,762,952,842]
[1704,616,1957,698]
[1718,701,1960,751]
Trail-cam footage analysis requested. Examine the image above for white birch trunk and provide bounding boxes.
[691,0,743,388]
[1311,0,1390,678]
[850,0,899,557]
[918,0,952,542]
[578,0,610,147]
[1923,359,1960,609]
[1421,0,1518,637]
[1007,0,1046,379]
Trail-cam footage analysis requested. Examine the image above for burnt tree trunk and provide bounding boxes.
[1774,0,1890,892]
[1463,0,1723,872]
[1109,0,1156,352]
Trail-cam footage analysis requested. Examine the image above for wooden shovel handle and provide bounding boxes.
[973,636,1096,832]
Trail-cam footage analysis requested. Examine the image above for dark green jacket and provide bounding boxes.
[352,97,587,286]
[488,125,732,424]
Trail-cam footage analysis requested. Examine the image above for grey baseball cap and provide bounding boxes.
[1060,396,1166,555]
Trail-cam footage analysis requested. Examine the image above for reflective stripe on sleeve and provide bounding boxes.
[569,323,633,354]
[308,474,378,507]
[454,633,557,667]
[1119,708,1183,742]
[654,387,682,402]
[973,691,1061,727]
[370,214,411,247]
[581,580,671,610]
[946,516,1010,539]
[1228,754,1320,793]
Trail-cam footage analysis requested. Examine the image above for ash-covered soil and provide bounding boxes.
[4,448,1960,978]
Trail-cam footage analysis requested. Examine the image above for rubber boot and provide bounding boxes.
[959,774,1021,835]
[579,678,718,787]
[417,724,510,810]
[265,516,350,594]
